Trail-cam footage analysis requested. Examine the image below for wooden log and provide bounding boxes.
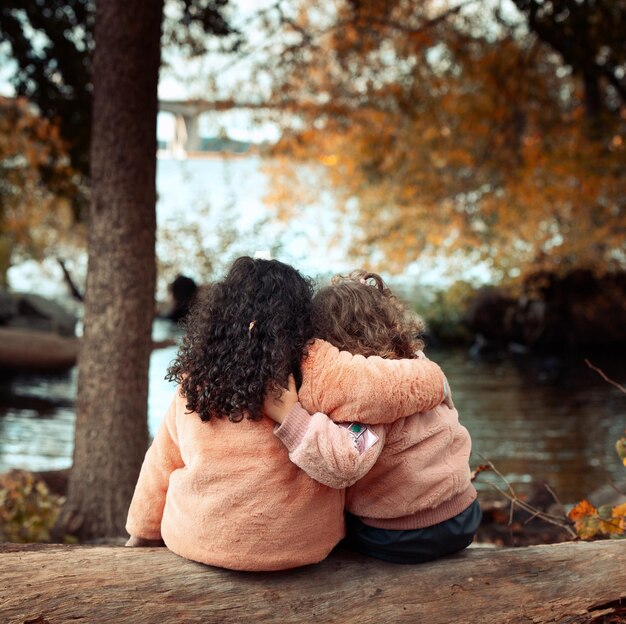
[1,541,625,623]
[0,327,176,372]
[0,328,79,371]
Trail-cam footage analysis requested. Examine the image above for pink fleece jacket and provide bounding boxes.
[125,339,447,571]
[275,348,476,530]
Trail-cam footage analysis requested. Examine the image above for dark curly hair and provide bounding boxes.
[311,270,424,359]
[167,256,315,422]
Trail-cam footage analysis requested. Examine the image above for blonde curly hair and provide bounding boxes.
[312,270,425,359]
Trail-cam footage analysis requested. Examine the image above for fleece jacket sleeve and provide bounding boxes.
[299,340,447,425]
[274,402,386,489]
[125,392,185,540]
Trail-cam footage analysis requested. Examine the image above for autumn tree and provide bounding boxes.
[260,0,626,279]
[510,0,626,122]
[0,97,82,285]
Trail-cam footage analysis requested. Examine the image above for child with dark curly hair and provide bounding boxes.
[265,271,480,564]
[125,258,452,571]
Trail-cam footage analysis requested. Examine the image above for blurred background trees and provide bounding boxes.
[0,0,239,285]
[0,0,237,180]
[0,96,82,286]
[1,0,623,286]
[262,0,625,279]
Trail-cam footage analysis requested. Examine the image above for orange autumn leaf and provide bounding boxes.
[568,500,598,522]
[569,500,626,539]
[569,501,602,540]
[612,502,626,518]
[608,503,626,536]
[616,437,626,467]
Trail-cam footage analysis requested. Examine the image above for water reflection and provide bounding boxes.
[439,349,625,502]
[0,369,77,472]
[0,325,624,503]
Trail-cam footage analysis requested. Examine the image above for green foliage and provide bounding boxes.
[0,470,64,543]
[412,281,476,344]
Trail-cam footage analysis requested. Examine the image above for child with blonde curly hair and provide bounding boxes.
[266,271,480,564]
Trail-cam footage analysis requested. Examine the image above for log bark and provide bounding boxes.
[1,541,624,624]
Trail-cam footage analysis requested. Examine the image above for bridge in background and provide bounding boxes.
[159,99,266,154]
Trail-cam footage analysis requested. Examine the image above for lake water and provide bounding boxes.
[1,318,624,504]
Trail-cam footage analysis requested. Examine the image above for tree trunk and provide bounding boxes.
[54,0,164,540]
[1,541,625,623]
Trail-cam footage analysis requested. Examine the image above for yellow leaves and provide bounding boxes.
[0,470,64,543]
[0,96,82,280]
[613,502,626,521]
[616,437,626,467]
[568,499,626,540]
[264,1,626,277]
[320,154,339,166]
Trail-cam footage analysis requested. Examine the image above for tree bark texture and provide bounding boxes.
[55,0,164,540]
[1,541,625,624]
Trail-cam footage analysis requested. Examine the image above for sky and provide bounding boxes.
[157,0,282,143]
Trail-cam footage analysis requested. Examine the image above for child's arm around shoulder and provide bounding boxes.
[300,339,452,425]
[264,376,385,489]
[125,389,185,544]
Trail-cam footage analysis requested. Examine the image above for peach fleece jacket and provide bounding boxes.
[276,351,476,530]
[126,339,447,571]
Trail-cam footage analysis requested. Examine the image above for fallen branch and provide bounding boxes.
[479,457,578,539]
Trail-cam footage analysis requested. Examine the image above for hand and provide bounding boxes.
[263,374,298,424]
[125,535,165,547]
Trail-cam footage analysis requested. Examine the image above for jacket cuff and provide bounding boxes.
[274,402,313,451]
[125,522,162,541]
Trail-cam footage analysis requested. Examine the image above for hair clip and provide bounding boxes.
[248,320,256,333]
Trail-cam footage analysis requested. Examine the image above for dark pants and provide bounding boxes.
[344,499,482,564]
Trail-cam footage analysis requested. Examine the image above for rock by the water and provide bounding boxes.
[0,327,78,371]
[465,269,626,352]
[0,290,78,371]
[0,291,77,336]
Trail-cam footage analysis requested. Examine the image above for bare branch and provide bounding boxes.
[543,482,568,519]
[585,359,626,395]
[483,459,578,539]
